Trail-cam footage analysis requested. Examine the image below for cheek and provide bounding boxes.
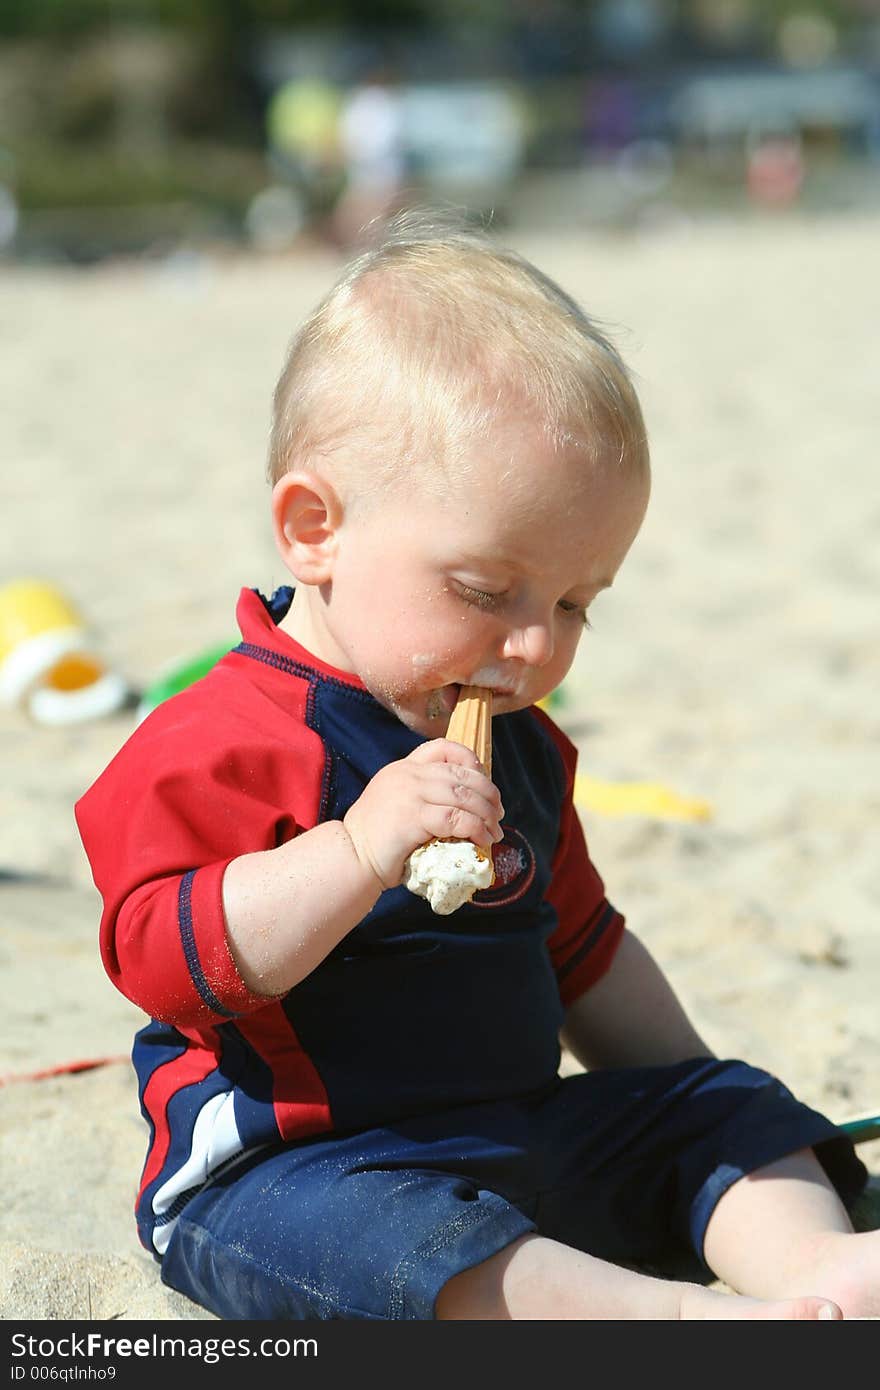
[408,649,453,685]
[408,618,493,684]
[555,623,586,671]
[363,591,426,642]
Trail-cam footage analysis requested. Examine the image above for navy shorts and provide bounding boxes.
[159,1057,866,1320]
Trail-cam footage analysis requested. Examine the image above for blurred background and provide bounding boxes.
[2,0,880,260]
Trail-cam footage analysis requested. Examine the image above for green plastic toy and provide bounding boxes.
[840,1113,880,1146]
[136,642,233,721]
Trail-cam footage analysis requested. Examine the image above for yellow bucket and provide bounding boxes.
[0,579,129,724]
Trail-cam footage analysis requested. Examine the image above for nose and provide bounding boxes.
[501,623,554,669]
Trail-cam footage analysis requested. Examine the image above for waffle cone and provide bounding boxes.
[446,685,493,776]
[403,684,497,910]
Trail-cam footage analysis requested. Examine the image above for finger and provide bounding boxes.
[423,803,501,848]
[422,776,504,843]
[406,738,483,771]
[423,762,503,816]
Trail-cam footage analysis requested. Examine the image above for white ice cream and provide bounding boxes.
[404,838,494,915]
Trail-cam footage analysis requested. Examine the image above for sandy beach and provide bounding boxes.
[2,211,878,1319]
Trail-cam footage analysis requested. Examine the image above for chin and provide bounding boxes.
[409,704,459,739]
[372,693,438,738]
[394,709,429,735]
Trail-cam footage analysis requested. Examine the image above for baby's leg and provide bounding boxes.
[436,1234,841,1320]
[703,1148,879,1319]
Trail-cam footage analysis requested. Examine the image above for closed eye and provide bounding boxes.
[557,600,592,628]
[455,582,592,628]
[455,583,507,610]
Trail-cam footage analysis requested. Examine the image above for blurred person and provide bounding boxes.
[0,148,18,254]
[584,77,640,157]
[265,75,344,232]
[746,130,805,209]
[332,61,407,247]
[76,212,875,1321]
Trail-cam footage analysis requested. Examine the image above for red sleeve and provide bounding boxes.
[74,681,326,1028]
[531,708,626,1008]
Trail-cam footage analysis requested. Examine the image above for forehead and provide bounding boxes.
[461,402,632,497]
[435,451,649,587]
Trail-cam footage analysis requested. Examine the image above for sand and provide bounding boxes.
[2,211,878,1320]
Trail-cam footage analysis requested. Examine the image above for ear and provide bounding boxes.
[271,470,343,585]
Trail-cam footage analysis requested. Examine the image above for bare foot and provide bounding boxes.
[680,1287,842,1320]
[790,1229,880,1320]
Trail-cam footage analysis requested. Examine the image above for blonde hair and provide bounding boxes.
[268,209,649,503]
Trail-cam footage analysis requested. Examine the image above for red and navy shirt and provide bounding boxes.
[75,587,625,1255]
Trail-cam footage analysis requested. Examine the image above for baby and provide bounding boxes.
[76,211,876,1320]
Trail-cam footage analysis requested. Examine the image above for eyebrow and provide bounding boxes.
[453,548,523,569]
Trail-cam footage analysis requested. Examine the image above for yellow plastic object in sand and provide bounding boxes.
[574,773,712,823]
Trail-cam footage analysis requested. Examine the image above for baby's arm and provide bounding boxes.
[560,928,712,1070]
[222,738,503,997]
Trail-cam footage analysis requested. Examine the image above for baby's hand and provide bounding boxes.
[342,740,504,892]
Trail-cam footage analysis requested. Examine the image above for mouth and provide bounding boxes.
[425,684,461,721]
[466,667,523,700]
[467,679,522,701]
[426,680,523,723]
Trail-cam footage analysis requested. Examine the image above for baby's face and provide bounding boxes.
[314,421,649,736]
